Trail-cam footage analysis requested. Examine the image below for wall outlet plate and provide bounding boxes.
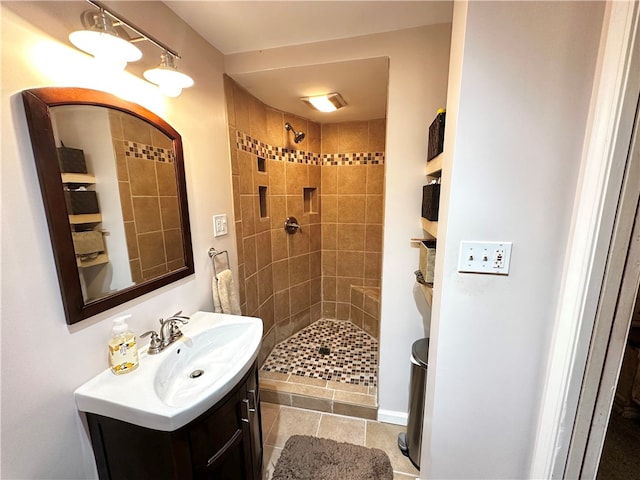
[213,214,228,237]
[458,241,512,275]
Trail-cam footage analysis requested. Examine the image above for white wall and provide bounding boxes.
[226,24,452,421]
[422,2,605,478]
[0,3,235,478]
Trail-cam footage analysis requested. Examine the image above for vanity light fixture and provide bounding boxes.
[69,9,142,70]
[144,51,194,98]
[301,92,347,112]
[69,0,194,96]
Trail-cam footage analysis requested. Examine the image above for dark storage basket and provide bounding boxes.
[427,111,446,161]
[65,190,99,215]
[57,146,87,173]
[422,184,440,221]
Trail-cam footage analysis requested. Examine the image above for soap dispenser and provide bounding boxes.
[108,315,139,375]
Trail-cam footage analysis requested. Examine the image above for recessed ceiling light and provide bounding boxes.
[301,92,347,112]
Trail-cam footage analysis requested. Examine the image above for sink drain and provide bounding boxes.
[189,369,205,378]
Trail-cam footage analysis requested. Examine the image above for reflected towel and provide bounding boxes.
[212,269,241,315]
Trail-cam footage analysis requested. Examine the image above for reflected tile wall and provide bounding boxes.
[109,110,180,283]
[224,75,385,356]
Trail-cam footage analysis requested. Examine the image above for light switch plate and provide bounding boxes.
[458,241,512,275]
[213,214,228,237]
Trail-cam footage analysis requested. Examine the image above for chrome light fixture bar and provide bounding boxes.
[69,0,194,96]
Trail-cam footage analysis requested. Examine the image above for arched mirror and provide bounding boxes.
[22,87,194,325]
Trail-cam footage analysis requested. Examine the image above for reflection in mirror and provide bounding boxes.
[22,87,194,324]
[51,106,183,303]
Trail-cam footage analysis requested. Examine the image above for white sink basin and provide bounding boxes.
[74,311,263,431]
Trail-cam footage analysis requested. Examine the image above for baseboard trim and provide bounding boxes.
[377,409,408,425]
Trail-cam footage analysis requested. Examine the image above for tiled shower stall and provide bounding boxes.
[223,76,385,399]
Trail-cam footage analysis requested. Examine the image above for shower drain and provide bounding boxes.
[189,369,205,378]
[318,346,330,355]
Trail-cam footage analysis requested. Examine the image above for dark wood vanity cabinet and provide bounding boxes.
[86,363,263,480]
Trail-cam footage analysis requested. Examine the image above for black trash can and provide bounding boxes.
[398,338,429,469]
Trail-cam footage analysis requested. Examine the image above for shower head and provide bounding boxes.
[284,122,305,144]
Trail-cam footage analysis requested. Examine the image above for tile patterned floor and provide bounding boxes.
[261,319,379,386]
[261,403,418,480]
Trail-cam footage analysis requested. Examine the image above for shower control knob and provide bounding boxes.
[284,217,301,234]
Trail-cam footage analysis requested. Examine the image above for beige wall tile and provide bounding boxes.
[268,160,286,195]
[272,259,289,293]
[339,121,368,153]
[127,157,158,196]
[322,223,337,250]
[321,165,338,194]
[129,259,142,283]
[364,252,382,280]
[121,114,152,145]
[124,221,138,259]
[322,276,336,302]
[245,273,259,315]
[309,224,322,253]
[113,140,127,181]
[363,313,379,339]
[338,195,366,223]
[311,277,322,305]
[368,118,386,152]
[309,251,321,278]
[243,235,257,276]
[321,195,338,223]
[337,165,367,194]
[163,228,183,262]
[238,151,254,195]
[337,224,366,251]
[289,281,310,315]
[336,302,350,320]
[365,195,384,224]
[322,301,336,319]
[350,304,364,329]
[108,110,124,140]
[256,230,273,270]
[351,287,365,309]
[321,123,339,154]
[153,162,178,197]
[229,132,239,176]
[274,289,290,322]
[366,164,385,194]
[269,195,287,230]
[290,394,332,413]
[234,84,251,133]
[142,264,168,281]
[138,231,166,269]
[132,197,161,233]
[257,265,273,306]
[250,97,267,141]
[240,195,256,236]
[266,108,284,147]
[159,196,180,230]
[118,181,133,222]
[307,121,321,153]
[285,162,308,194]
[289,254,310,285]
[223,75,236,128]
[337,251,365,278]
[150,128,173,150]
[288,227,309,256]
[258,296,275,332]
[271,229,289,262]
[322,250,337,276]
[364,224,383,253]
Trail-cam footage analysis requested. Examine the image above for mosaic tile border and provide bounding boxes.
[124,140,174,163]
[261,319,379,386]
[236,131,384,166]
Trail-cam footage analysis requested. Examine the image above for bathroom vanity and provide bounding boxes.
[86,363,262,479]
[74,311,264,480]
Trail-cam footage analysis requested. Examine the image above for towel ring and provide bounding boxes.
[208,248,230,281]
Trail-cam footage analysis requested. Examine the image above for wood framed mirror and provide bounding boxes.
[22,87,194,324]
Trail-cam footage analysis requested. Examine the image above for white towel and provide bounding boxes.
[212,269,241,315]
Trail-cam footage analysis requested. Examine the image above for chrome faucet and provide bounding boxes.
[141,311,190,354]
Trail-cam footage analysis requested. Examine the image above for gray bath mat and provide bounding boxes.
[271,435,393,480]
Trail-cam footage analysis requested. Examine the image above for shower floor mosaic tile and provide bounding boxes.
[261,319,378,386]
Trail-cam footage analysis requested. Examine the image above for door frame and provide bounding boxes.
[530,2,640,478]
